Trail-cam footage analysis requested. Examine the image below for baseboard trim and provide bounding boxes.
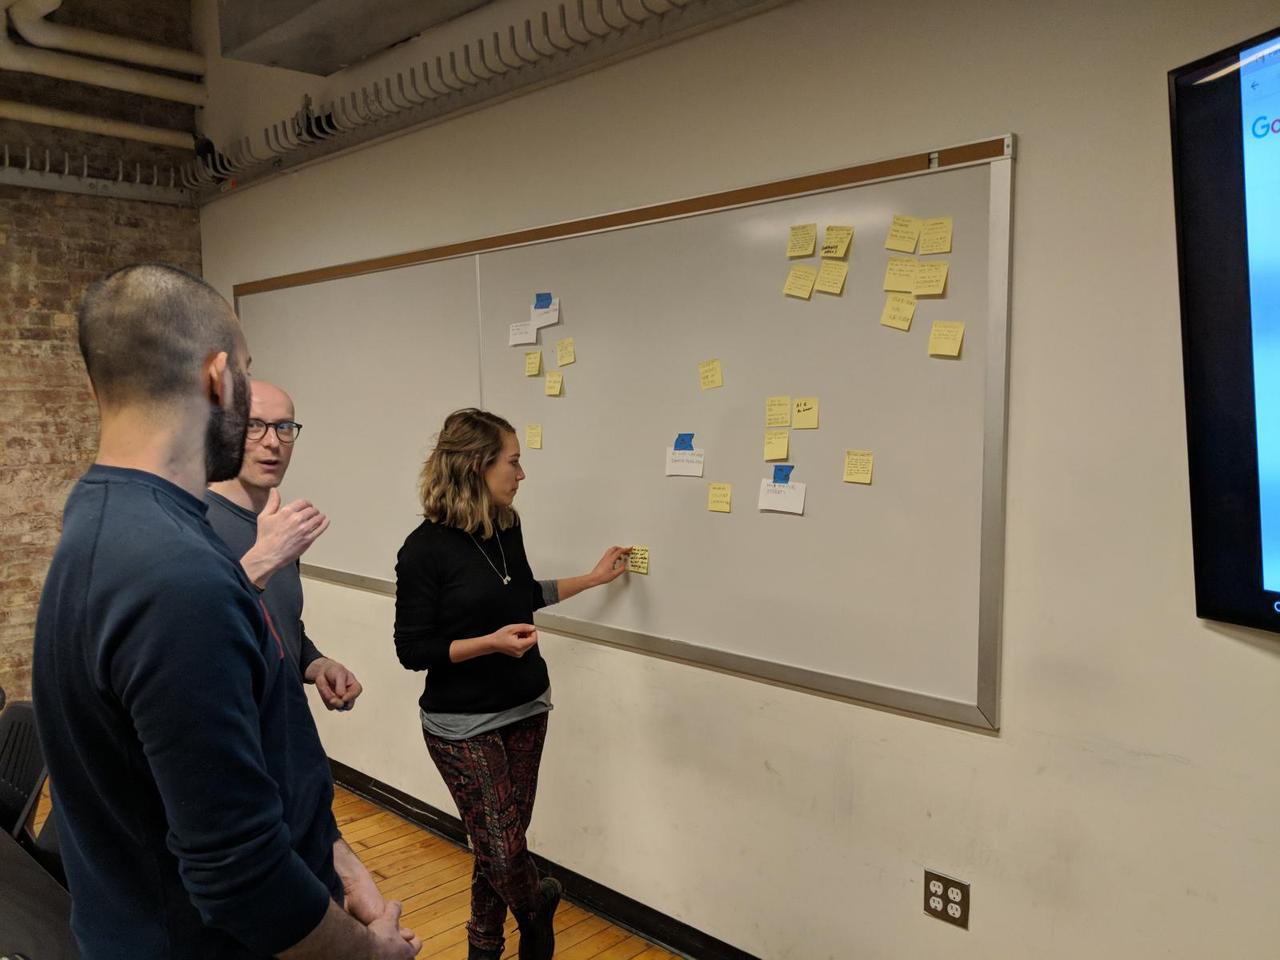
[329,759,760,960]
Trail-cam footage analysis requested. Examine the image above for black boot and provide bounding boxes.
[517,876,563,960]
[467,945,503,960]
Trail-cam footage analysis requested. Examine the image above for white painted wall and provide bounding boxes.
[196,1,1280,957]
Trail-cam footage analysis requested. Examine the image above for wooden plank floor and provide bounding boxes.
[35,785,680,959]
[337,786,682,960]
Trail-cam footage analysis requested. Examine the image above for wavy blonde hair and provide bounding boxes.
[418,408,517,538]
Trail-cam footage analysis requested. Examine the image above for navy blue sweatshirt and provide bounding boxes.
[32,466,341,959]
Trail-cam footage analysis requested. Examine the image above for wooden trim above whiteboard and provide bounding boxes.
[232,136,1012,300]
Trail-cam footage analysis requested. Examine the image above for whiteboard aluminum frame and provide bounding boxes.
[271,137,1014,729]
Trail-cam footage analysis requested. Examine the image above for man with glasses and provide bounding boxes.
[207,380,363,711]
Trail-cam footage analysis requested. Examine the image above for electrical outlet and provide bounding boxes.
[923,870,969,930]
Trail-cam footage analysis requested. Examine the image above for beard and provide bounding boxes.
[204,367,250,483]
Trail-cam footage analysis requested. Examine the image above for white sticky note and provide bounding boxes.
[757,479,806,515]
[531,298,560,329]
[665,448,706,477]
[508,320,537,346]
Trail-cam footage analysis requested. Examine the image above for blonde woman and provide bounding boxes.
[394,408,628,960]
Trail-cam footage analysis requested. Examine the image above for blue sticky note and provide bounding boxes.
[534,292,553,309]
[772,464,794,484]
[674,433,695,451]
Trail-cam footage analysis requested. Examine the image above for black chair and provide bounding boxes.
[0,702,46,839]
[23,811,66,889]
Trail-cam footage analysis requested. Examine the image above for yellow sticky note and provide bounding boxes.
[765,395,791,428]
[556,337,576,367]
[880,292,917,331]
[883,257,918,292]
[885,215,922,253]
[783,264,818,299]
[707,482,732,513]
[627,545,650,575]
[764,428,790,461]
[814,261,848,296]
[545,371,564,395]
[698,358,723,390]
[787,223,817,258]
[928,321,965,357]
[821,225,853,259]
[914,261,949,297]
[793,397,819,429]
[526,424,542,449]
[843,449,873,484]
[919,217,953,255]
[524,351,542,376]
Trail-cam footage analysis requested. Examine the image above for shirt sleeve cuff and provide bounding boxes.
[538,579,559,606]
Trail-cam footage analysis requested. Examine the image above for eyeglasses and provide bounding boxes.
[246,419,302,443]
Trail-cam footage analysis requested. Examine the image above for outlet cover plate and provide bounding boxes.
[924,869,969,929]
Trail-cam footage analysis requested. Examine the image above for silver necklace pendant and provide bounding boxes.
[470,531,512,586]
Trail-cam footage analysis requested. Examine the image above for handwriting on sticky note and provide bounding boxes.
[707,482,732,513]
[765,395,791,427]
[525,351,542,376]
[843,449,873,484]
[764,428,790,461]
[879,292,916,331]
[698,359,723,390]
[556,337,576,366]
[928,321,965,357]
[757,479,806,515]
[530,299,560,329]
[783,264,818,299]
[526,424,543,449]
[628,546,650,575]
[814,260,848,296]
[787,223,817,258]
[545,371,564,395]
[883,257,918,292]
[918,217,953,255]
[665,448,706,477]
[508,319,537,346]
[885,215,922,253]
[792,397,819,429]
[821,225,853,259]
[914,261,949,297]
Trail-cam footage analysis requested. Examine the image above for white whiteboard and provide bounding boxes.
[238,258,482,580]
[235,143,1012,727]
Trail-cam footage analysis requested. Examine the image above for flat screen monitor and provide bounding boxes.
[1171,25,1280,631]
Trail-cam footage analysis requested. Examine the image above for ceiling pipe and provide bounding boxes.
[0,98,194,148]
[8,0,205,76]
[0,9,206,105]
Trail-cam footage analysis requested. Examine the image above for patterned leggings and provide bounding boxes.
[424,712,549,952]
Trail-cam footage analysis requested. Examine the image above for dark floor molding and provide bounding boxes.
[330,759,760,960]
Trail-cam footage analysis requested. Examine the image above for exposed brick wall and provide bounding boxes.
[0,0,199,702]
[0,186,200,700]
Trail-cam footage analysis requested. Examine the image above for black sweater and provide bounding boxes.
[32,466,340,959]
[395,517,550,713]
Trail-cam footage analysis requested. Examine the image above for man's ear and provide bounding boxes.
[204,350,230,406]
